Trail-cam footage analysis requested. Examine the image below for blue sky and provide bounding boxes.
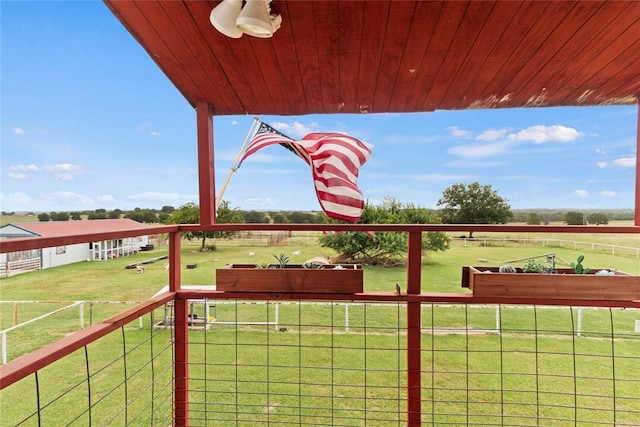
[2,1,637,214]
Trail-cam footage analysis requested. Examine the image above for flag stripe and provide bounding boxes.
[239,121,371,221]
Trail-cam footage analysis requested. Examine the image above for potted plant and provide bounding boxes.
[216,253,363,293]
[461,255,639,301]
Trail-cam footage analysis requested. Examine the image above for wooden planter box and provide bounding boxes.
[462,266,640,301]
[216,264,363,293]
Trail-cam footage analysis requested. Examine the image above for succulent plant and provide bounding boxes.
[273,253,290,268]
[570,255,590,274]
[522,259,545,273]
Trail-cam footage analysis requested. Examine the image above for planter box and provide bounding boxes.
[216,264,363,293]
[462,266,640,301]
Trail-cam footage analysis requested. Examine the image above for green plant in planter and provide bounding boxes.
[303,262,325,269]
[255,261,270,269]
[273,253,290,268]
[570,255,590,274]
[522,259,545,273]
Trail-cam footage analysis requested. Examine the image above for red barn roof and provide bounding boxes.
[0,219,148,239]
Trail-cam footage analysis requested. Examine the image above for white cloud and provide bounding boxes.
[447,140,512,158]
[151,131,161,137]
[595,146,607,155]
[44,163,82,172]
[10,164,39,172]
[231,120,238,125]
[448,126,472,138]
[597,161,607,169]
[6,172,27,179]
[476,129,507,141]
[508,125,582,143]
[600,191,617,197]
[96,195,117,204]
[127,192,198,205]
[272,121,319,138]
[12,128,24,135]
[0,192,31,206]
[136,122,152,132]
[612,157,635,168]
[44,191,94,206]
[574,190,589,198]
[55,173,74,181]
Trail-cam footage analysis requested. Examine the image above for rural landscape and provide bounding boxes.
[1,213,638,425]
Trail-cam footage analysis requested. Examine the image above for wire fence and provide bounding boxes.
[0,310,174,426]
[185,301,640,426]
[2,301,639,426]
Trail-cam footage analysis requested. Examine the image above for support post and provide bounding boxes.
[169,231,188,425]
[635,103,639,226]
[407,231,422,426]
[196,102,215,225]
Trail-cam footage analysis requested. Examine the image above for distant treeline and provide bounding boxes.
[511,209,635,224]
[1,207,634,225]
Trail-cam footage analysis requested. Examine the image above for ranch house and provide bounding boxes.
[0,219,150,276]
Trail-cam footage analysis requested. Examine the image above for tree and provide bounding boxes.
[587,213,609,225]
[437,182,512,237]
[244,210,268,223]
[167,201,243,251]
[526,213,541,225]
[565,211,584,225]
[319,198,450,266]
[37,213,50,222]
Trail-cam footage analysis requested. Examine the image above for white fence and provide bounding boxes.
[454,237,639,258]
[0,258,41,277]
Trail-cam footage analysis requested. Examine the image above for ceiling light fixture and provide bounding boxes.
[210,0,281,39]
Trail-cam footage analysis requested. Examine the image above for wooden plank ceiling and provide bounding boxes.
[104,0,640,116]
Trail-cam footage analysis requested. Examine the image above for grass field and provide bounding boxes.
[1,232,638,425]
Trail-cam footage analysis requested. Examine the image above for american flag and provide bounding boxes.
[238,121,371,222]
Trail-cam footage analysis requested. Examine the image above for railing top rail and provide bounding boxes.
[0,291,174,390]
[2,223,637,254]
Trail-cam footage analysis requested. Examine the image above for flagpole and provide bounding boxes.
[215,116,260,208]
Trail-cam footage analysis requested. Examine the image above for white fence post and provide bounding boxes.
[1,331,6,365]
[345,304,349,333]
[577,308,582,337]
[79,301,84,329]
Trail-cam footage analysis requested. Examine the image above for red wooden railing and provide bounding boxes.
[1,223,638,426]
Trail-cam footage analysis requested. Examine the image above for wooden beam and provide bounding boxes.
[196,102,215,225]
[636,102,640,226]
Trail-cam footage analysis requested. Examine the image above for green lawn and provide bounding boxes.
[1,233,638,425]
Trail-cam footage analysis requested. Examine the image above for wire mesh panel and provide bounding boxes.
[0,311,174,426]
[421,304,640,426]
[187,300,406,426]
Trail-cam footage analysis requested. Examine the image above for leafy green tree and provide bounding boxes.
[108,209,122,219]
[586,213,609,225]
[564,211,584,225]
[319,198,450,266]
[37,213,50,222]
[125,209,158,223]
[88,209,107,220]
[271,213,289,224]
[437,182,512,237]
[167,201,243,251]
[70,211,83,220]
[244,210,268,223]
[526,213,541,225]
[50,211,69,221]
